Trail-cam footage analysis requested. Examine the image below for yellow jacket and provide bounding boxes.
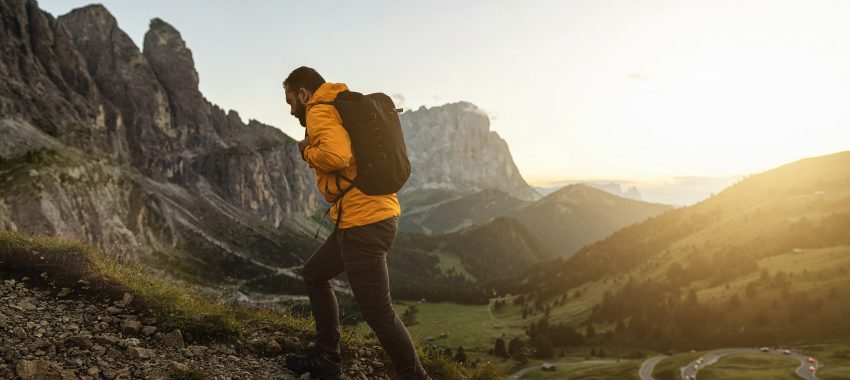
[302,82,401,229]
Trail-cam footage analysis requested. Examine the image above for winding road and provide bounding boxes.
[505,348,819,379]
[638,348,819,380]
[639,356,665,380]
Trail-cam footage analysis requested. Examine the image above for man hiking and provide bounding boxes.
[282,66,430,380]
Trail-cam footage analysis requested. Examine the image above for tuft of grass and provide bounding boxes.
[168,367,209,380]
[418,347,504,380]
[95,257,251,341]
[467,361,506,380]
[0,149,62,195]
[422,352,470,380]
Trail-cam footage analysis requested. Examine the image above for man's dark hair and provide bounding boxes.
[284,66,326,94]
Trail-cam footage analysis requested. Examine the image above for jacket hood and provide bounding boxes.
[307,82,349,107]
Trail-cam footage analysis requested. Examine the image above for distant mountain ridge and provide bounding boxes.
[512,184,671,256]
[505,151,850,348]
[535,182,642,200]
[399,183,671,256]
[585,182,642,200]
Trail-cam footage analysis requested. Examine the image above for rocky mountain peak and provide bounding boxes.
[0,0,104,147]
[142,16,223,151]
[400,102,539,201]
[59,5,143,75]
[63,4,116,29]
[144,18,200,99]
[59,5,178,174]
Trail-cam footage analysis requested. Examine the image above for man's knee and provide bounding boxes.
[360,300,396,324]
[302,261,330,289]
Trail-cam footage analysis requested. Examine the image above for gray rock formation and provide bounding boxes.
[400,102,539,201]
[0,1,320,287]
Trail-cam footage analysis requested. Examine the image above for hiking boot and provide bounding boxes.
[408,367,432,380]
[396,364,432,380]
[284,350,342,380]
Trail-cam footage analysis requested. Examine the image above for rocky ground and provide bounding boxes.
[0,275,388,380]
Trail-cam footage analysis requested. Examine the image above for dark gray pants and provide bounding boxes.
[302,216,426,379]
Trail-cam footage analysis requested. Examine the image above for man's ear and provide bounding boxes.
[298,88,310,104]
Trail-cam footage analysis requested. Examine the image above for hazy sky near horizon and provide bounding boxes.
[43,0,850,185]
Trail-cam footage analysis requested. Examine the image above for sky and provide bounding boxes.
[42,0,850,189]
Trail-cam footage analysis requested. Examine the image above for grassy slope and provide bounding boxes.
[358,300,527,366]
[506,151,850,348]
[433,250,478,282]
[415,189,533,235]
[444,217,558,280]
[533,245,850,344]
[0,230,309,341]
[389,217,557,303]
[698,354,800,380]
[0,230,503,380]
[359,299,656,374]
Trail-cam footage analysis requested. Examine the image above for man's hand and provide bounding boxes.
[298,139,310,160]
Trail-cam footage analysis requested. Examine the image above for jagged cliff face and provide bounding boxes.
[54,7,319,222]
[0,1,320,287]
[400,102,540,201]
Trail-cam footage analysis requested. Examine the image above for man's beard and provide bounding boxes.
[295,102,307,127]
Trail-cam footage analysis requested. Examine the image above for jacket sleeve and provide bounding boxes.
[303,105,353,173]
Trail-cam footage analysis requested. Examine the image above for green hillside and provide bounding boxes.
[399,188,532,234]
[445,217,558,280]
[389,185,672,304]
[505,151,850,349]
[389,217,556,303]
[698,354,799,380]
[511,184,673,256]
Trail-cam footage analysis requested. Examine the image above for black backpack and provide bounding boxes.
[311,90,411,234]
